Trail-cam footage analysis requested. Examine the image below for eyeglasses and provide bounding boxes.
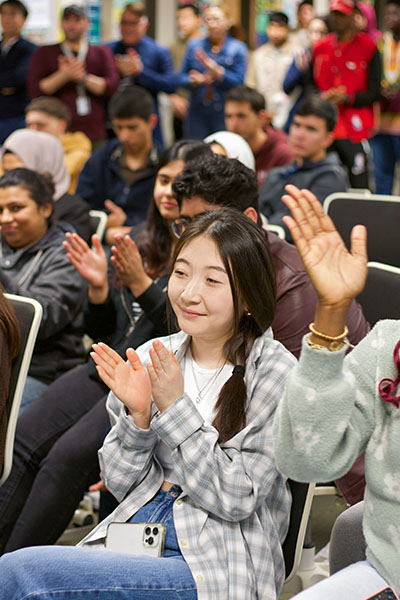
[204,16,224,23]
[120,20,141,26]
[171,216,193,239]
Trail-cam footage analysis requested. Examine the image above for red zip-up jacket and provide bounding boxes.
[312,32,381,142]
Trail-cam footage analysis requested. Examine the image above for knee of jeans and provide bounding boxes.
[0,546,38,579]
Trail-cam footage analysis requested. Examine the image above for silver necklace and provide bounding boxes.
[189,353,226,404]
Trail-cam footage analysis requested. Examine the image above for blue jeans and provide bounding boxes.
[19,375,49,413]
[370,133,400,194]
[0,487,197,599]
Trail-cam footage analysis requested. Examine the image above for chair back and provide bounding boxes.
[283,480,315,583]
[0,294,42,487]
[357,262,400,327]
[324,193,400,267]
[266,224,286,240]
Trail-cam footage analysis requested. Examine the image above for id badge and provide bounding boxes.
[76,95,91,116]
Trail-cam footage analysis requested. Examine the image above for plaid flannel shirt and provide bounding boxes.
[80,329,296,599]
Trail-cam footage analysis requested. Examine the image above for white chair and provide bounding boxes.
[266,224,286,240]
[0,294,42,487]
[283,481,316,584]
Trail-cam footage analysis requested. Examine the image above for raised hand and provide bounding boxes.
[282,185,368,308]
[63,232,108,290]
[111,234,152,297]
[147,339,184,413]
[91,343,152,427]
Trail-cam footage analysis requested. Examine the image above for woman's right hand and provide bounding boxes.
[282,185,368,308]
[91,343,152,428]
[111,234,152,297]
[63,232,108,301]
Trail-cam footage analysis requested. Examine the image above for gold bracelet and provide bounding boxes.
[306,334,348,351]
[309,322,349,342]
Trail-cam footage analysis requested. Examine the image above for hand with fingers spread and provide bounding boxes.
[110,234,152,297]
[147,339,184,413]
[91,343,152,427]
[281,185,368,309]
[63,232,109,303]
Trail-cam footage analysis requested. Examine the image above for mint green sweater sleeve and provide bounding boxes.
[273,326,378,482]
[273,320,400,594]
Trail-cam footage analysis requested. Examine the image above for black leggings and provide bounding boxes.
[0,364,109,554]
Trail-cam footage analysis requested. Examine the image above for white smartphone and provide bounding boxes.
[105,522,166,557]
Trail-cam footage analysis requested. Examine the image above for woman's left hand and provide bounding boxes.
[147,339,184,413]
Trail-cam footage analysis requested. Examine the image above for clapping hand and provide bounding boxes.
[64,232,109,303]
[281,185,368,308]
[64,232,108,287]
[115,49,143,77]
[110,234,152,297]
[58,55,86,83]
[147,340,184,413]
[320,85,347,104]
[91,343,152,427]
[91,340,184,425]
[188,69,209,86]
[194,47,223,80]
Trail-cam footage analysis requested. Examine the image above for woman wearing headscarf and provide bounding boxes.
[204,130,255,170]
[2,129,92,242]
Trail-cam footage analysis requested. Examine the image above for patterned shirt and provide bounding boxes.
[274,321,400,594]
[80,329,296,599]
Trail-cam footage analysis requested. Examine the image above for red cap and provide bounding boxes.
[330,0,354,14]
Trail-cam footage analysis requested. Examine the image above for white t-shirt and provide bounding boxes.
[155,349,233,484]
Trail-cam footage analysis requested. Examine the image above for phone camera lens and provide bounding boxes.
[145,527,152,535]
[152,527,158,535]
[147,536,154,545]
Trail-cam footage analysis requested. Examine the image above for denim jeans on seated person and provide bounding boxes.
[19,375,49,413]
[0,485,197,600]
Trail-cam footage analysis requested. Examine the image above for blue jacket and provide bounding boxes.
[108,36,175,147]
[108,36,176,96]
[282,51,315,131]
[0,36,36,118]
[76,139,159,227]
[179,35,247,110]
